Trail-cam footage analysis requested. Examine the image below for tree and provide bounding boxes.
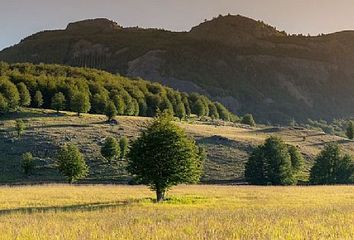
[245,137,302,185]
[310,143,354,184]
[112,95,125,115]
[15,120,25,138]
[0,94,8,114]
[33,90,44,108]
[105,101,117,121]
[57,144,89,183]
[71,92,91,116]
[346,121,354,140]
[192,99,206,117]
[17,82,31,107]
[215,102,230,121]
[51,92,66,113]
[119,136,129,160]
[92,93,108,114]
[21,152,34,175]
[208,103,219,120]
[241,114,256,126]
[101,137,120,163]
[0,77,19,110]
[175,101,186,120]
[127,111,203,202]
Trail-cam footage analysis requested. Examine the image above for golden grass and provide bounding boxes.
[0,185,353,239]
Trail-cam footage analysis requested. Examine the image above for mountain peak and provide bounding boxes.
[66,18,122,33]
[189,14,284,42]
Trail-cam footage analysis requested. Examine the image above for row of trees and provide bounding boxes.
[0,62,237,121]
[245,137,354,185]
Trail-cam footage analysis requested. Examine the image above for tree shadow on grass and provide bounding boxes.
[0,199,143,216]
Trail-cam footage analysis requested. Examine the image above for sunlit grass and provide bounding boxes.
[0,185,353,239]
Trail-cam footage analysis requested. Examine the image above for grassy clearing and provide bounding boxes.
[0,184,353,239]
[1,108,354,183]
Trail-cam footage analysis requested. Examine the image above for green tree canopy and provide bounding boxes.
[101,137,120,163]
[33,90,44,108]
[104,101,117,121]
[71,92,91,116]
[57,144,89,183]
[310,143,354,184]
[119,136,129,160]
[241,114,256,126]
[127,112,203,202]
[21,152,35,175]
[51,92,66,113]
[245,137,303,185]
[346,121,354,140]
[17,82,31,107]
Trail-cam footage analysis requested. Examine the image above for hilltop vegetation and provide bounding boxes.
[3,15,354,122]
[0,62,235,121]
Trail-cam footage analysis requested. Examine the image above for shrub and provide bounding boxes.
[21,152,34,175]
[104,101,117,121]
[241,114,256,126]
[101,137,120,163]
[119,136,129,160]
[346,121,354,139]
[15,120,25,138]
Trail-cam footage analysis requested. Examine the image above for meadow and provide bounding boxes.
[0,184,353,239]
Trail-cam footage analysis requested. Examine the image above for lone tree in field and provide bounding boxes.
[310,143,354,184]
[119,136,129,160]
[245,137,303,185]
[57,144,89,183]
[33,90,44,108]
[346,121,354,140]
[71,92,91,116]
[127,111,203,202]
[101,137,120,163]
[21,152,34,175]
[51,92,66,113]
[15,120,25,138]
[241,114,256,126]
[104,101,117,121]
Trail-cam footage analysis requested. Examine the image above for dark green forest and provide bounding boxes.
[0,62,236,120]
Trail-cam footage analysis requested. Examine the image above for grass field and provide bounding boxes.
[1,108,354,184]
[0,184,353,239]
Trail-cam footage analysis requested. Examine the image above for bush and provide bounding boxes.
[101,137,120,163]
[346,121,354,139]
[127,111,204,202]
[241,114,256,126]
[21,152,34,175]
[310,143,354,184]
[57,144,89,183]
[245,137,303,185]
[119,136,129,160]
[15,120,25,138]
[104,101,117,121]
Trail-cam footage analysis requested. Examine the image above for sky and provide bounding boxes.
[1,0,354,50]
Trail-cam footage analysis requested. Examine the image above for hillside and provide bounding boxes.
[2,15,354,123]
[1,108,353,184]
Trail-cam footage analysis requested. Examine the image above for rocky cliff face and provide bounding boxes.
[2,15,354,123]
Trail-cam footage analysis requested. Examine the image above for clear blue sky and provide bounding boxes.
[1,0,354,50]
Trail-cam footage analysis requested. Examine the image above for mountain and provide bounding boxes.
[2,14,354,123]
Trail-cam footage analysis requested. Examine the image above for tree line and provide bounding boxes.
[0,62,238,121]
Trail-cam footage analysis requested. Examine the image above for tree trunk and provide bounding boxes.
[156,189,165,202]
